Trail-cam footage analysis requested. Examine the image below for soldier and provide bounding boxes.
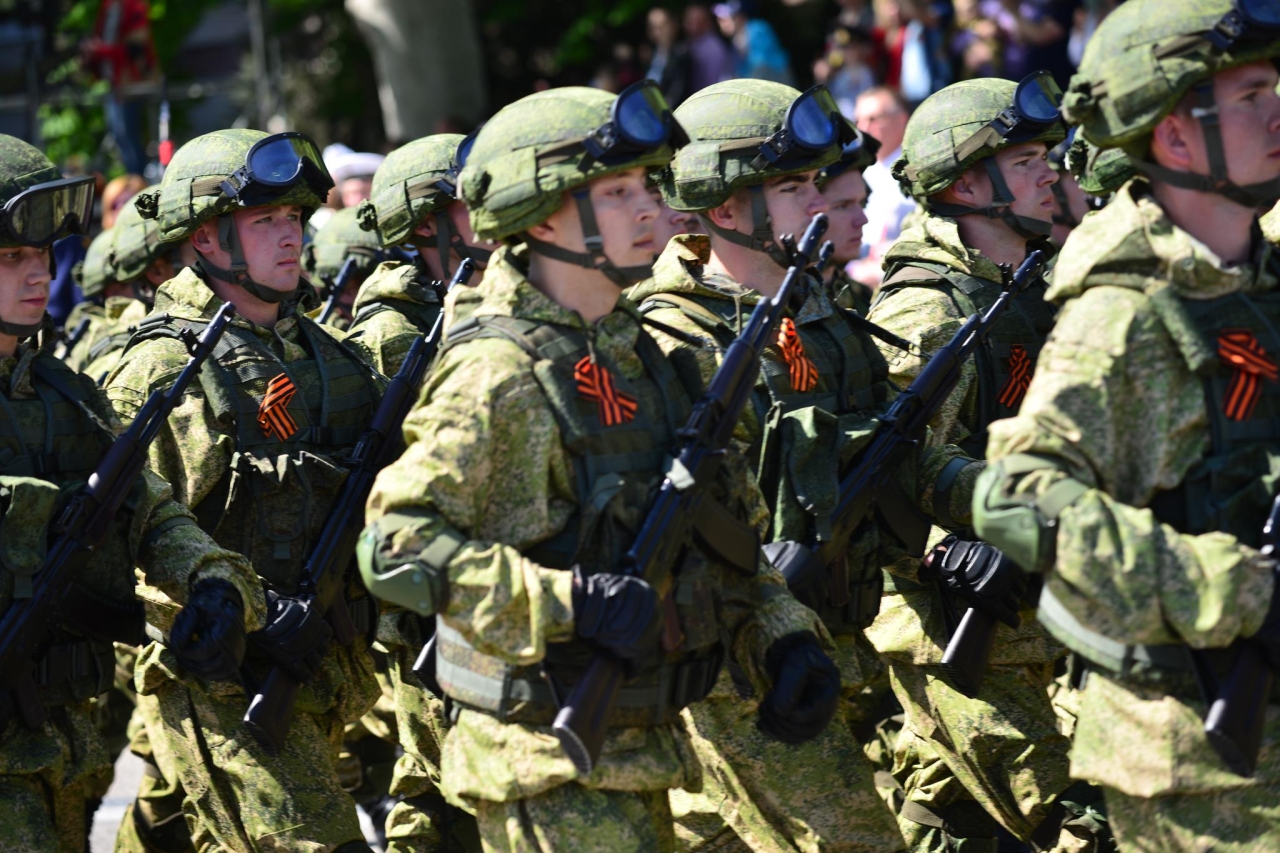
[357,82,840,853]
[628,78,995,853]
[105,129,385,853]
[350,133,492,376]
[861,77,1112,851]
[80,199,173,383]
[61,227,116,370]
[1047,132,1092,248]
[973,0,1280,848]
[301,206,388,329]
[817,131,881,315]
[0,136,264,853]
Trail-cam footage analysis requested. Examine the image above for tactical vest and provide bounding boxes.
[126,313,380,593]
[429,314,732,726]
[0,356,134,711]
[1039,286,1280,694]
[878,261,1057,457]
[638,285,911,633]
[350,287,442,335]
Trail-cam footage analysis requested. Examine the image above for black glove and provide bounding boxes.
[925,536,1027,628]
[1250,567,1280,670]
[763,540,829,611]
[248,589,333,683]
[170,579,247,682]
[756,631,841,744]
[571,566,662,661]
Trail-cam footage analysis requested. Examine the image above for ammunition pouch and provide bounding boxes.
[0,636,115,726]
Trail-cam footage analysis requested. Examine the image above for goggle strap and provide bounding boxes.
[406,177,442,202]
[953,124,1007,164]
[196,176,230,198]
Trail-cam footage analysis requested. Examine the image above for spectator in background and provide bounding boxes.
[895,0,953,106]
[328,150,385,209]
[816,25,878,116]
[997,0,1079,88]
[82,0,157,175]
[683,4,737,93]
[850,86,916,286]
[714,0,794,85]
[647,7,693,106]
[100,173,147,229]
[951,0,1004,79]
[835,0,877,32]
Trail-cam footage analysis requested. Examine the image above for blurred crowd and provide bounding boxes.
[628,0,1120,287]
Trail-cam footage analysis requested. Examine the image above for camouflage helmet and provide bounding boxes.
[75,228,116,298]
[135,129,333,304]
[110,196,169,284]
[358,134,463,247]
[301,206,386,284]
[817,127,881,189]
[460,82,685,285]
[1063,0,1280,208]
[896,77,1067,238]
[662,79,853,265]
[1066,137,1136,196]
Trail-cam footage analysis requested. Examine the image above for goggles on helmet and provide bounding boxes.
[1,175,95,247]
[220,132,334,207]
[579,80,690,171]
[818,129,881,184]
[751,84,857,170]
[950,70,1064,164]
[434,130,479,198]
[1203,0,1280,52]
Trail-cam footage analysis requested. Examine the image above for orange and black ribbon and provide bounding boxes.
[258,373,299,441]
[777,317,819,393]
[574,356,637,427]
[998,344,1033,409]
[1218,329,1278,421]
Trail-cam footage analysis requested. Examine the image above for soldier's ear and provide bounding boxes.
[413,215,437,240]
[190,222,216,256]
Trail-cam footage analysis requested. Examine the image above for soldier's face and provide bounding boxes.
[0,246,50,330]
[195,205,304,295]
[991,142,1058,226]
[1207,61,1280,190]
[761,169,828,243]
[545,168,660,270]
[820,170,869,264]
[648,185,696,251]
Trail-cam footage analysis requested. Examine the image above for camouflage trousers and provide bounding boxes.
[114,690,193,853]
[473,783,674,853]
[0,702,111,853]
[887,661,1108,852]
[1103,784,1280,853]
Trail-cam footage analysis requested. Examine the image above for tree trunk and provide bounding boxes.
[345,0,487,142]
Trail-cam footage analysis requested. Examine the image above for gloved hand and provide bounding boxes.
[248,589,333,683]
[571,565,661,661]
[170,579,247,682]
[925,535,1027,628]
[1249,565,1280,670]
[763,540,829,611]
[756,631,841,744]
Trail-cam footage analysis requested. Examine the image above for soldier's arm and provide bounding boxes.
[867,282,979,450]
[976,286,1275,648]
[363,340,577,667]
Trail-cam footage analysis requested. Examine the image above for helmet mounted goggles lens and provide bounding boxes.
[221,132,333,206]
[1013,71,1063,126]
[581,80,689,169]
[3,176,95,247]
[436,130,479,198]
[753,85,854,169]
[1205,0,1280,51]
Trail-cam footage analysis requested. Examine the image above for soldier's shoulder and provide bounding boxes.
[1048,187,1154,303]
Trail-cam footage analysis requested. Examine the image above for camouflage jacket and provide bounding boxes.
[363,244,825,804]
[104,268,381,722]
[80,297,148,385]
[826,267,873,316]
[346,260,443,376]
[867,214,1057,455]
[61,298,117,371]
[984,180,1280,794]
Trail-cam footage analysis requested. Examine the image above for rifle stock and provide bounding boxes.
[551,215,832,776]
[244,259,475,753]
[0,304,235,728]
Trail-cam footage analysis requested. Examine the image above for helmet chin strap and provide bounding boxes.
[1129,82,1280,210]
[698,184,793,269]
[930,158,1054,240]
[523,188,654,287]
[196,214,297,304]
[413,212,493,278]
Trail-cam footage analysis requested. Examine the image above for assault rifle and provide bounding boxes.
[1199,493,1280,777]
[317,256,358,327]
[0,303,236,729]
[244,258,476,753]
[56,316,92,361]
[804,251,1046,698]
[551,214,831,776]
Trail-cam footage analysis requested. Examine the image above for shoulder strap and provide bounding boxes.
[639,293,734,335]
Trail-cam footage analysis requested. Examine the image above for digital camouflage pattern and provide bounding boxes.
[346,260,443,376]
[301,206,386,283]
[1065,139,1135,198]
[61,298,111,372]
[113,688,193,853]
[80,296,148,384]
[978,179,1280,838]
[631,234,992,852]
[76,227,116,299]
[110,198,167,283]
[0,135,62,249]
[104,267,382,852]
[827,267,874,316]
[358,134,463,247]
[361,243,825,851]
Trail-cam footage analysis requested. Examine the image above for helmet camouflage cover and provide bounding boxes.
[110,196,168,282]
[302,206,386,281]
[357,134,463,247]
[1066,137,1136,196]
[134,128,330,243]
[76,228,116,298]
[661,79,845,212]
[895,78,1067,203]
[460,87,677,242]
[0,135,66,249]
